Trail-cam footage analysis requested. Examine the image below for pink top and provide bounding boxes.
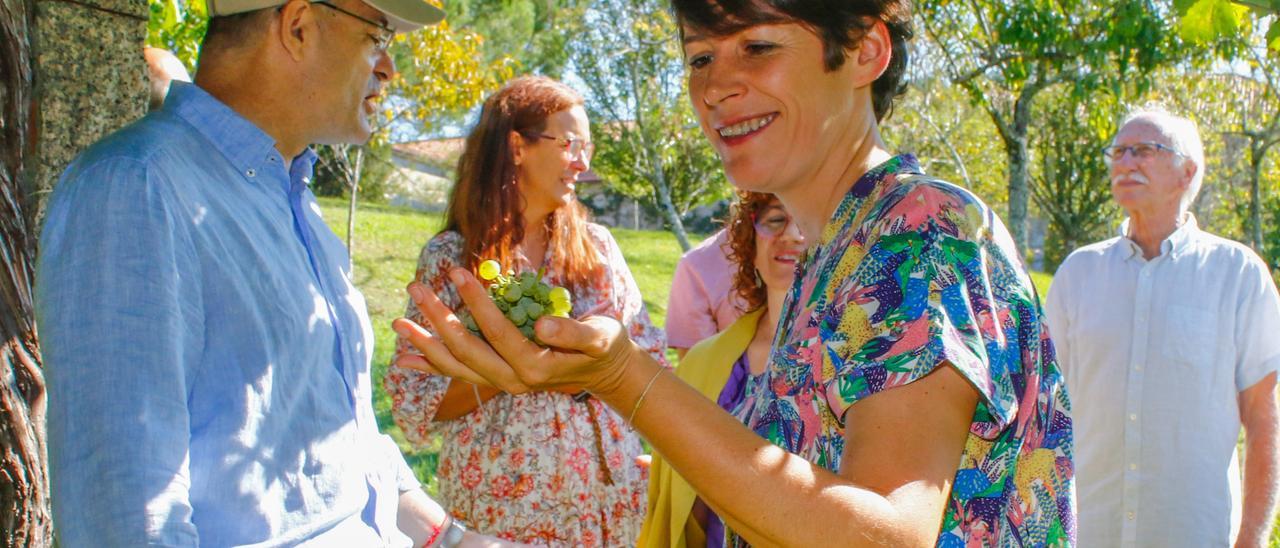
[664,230,746,349]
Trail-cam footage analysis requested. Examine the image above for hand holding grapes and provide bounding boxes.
[392,262,645,400]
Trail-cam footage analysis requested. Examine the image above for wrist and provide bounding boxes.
[423,515,468,548]
[589,344,661,414]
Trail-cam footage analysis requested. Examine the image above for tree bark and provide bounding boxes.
[1,0,52,544]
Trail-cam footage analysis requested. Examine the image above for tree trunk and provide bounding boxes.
[1005,86,1040,258]
[1,0,52,544]
[652,172,690,252]
[345,147,364,258]
[1248,141,1267,252]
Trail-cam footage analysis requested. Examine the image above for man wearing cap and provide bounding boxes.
[36,1,498,546]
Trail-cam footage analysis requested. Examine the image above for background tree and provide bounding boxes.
[1030,90,1122,270]
[441,0,585,79]
[884,72,1007,211]
[918,0,1184,256]
[1,0,50,544]
[569,0,729,251]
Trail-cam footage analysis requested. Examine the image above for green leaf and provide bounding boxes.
[1178,0,1250,44]
[1173,0,1199,14]
[1268,18,1280,51]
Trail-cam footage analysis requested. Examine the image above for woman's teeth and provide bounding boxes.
[719,114,776,138]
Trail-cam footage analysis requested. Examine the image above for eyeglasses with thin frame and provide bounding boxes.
[311,1,394,53]
[1102,142,1186,164]
[752,206,796,239]
[525,133,595,162]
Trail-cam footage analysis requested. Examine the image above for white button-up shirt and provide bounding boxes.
[1045,215,1280,548]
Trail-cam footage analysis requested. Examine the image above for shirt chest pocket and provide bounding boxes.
[1161,303,1219,367]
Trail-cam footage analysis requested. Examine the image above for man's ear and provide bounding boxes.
[850,19,892,89]
[509,131,526,167]
[276,0,317,62]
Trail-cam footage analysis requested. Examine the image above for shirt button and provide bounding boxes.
[1127,511,1136,520]
[246,168,257,177]
[1129,414,1137,421]
[1135,365,1143,372]
[1129,463,1138,470]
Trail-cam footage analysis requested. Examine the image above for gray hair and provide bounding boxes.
[1118,105,1205,214]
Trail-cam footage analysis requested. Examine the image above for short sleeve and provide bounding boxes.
[1234,252,1280,391]
[1043,258,1074,380]
[820,182,1023,437]
[665,255,718,349]
[383,232,465,447]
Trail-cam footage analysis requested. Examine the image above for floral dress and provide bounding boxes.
[385,223,667,547]
[730,155,1076,546]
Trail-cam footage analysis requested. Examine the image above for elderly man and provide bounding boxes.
[37,1,505,546]
[1046,107,1280,547]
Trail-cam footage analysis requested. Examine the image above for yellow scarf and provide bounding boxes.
[637,308,764,548]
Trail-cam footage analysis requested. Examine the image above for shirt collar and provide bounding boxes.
[1117,212,1200,260]
[164,82,317,186]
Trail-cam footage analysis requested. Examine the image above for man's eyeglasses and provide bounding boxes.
[526,133,595,161]
[752,207,795,239]
[312,1,394,53]
[1102,142,1186,164]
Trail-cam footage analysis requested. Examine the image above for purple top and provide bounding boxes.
[705,352,757,548]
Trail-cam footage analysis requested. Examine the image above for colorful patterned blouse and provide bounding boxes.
[731,155,1075,546]
[385,224,667,547]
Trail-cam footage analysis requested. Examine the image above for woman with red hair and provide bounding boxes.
[385,75,666,546]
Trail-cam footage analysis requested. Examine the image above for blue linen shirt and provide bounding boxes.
[36,82,417,547]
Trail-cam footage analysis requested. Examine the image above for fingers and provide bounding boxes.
[398,287,532,394]
[390,318,504,387]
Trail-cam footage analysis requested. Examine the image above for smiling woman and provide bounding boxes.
[385,75,669,545]
[392,1,1076,546]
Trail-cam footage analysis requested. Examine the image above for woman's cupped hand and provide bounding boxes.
[391,267,640,399]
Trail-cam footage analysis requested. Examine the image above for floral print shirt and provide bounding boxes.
[732,155,1075,546]
[385,224,668,547]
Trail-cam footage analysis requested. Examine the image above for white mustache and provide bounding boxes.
[1112,172,1150,186]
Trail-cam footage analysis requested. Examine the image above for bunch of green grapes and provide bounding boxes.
[457,259,573,343]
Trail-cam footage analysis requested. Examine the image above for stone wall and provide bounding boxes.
[33,0,147,210]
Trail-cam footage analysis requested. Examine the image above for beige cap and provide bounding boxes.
[205,0,444,32]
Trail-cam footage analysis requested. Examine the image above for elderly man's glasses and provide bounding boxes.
[752,207,795,239]
[1102,142,1186,163]
[312,1,394,52]
[526,133,595,161]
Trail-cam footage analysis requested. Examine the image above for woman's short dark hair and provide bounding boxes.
[671,0,913,122]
